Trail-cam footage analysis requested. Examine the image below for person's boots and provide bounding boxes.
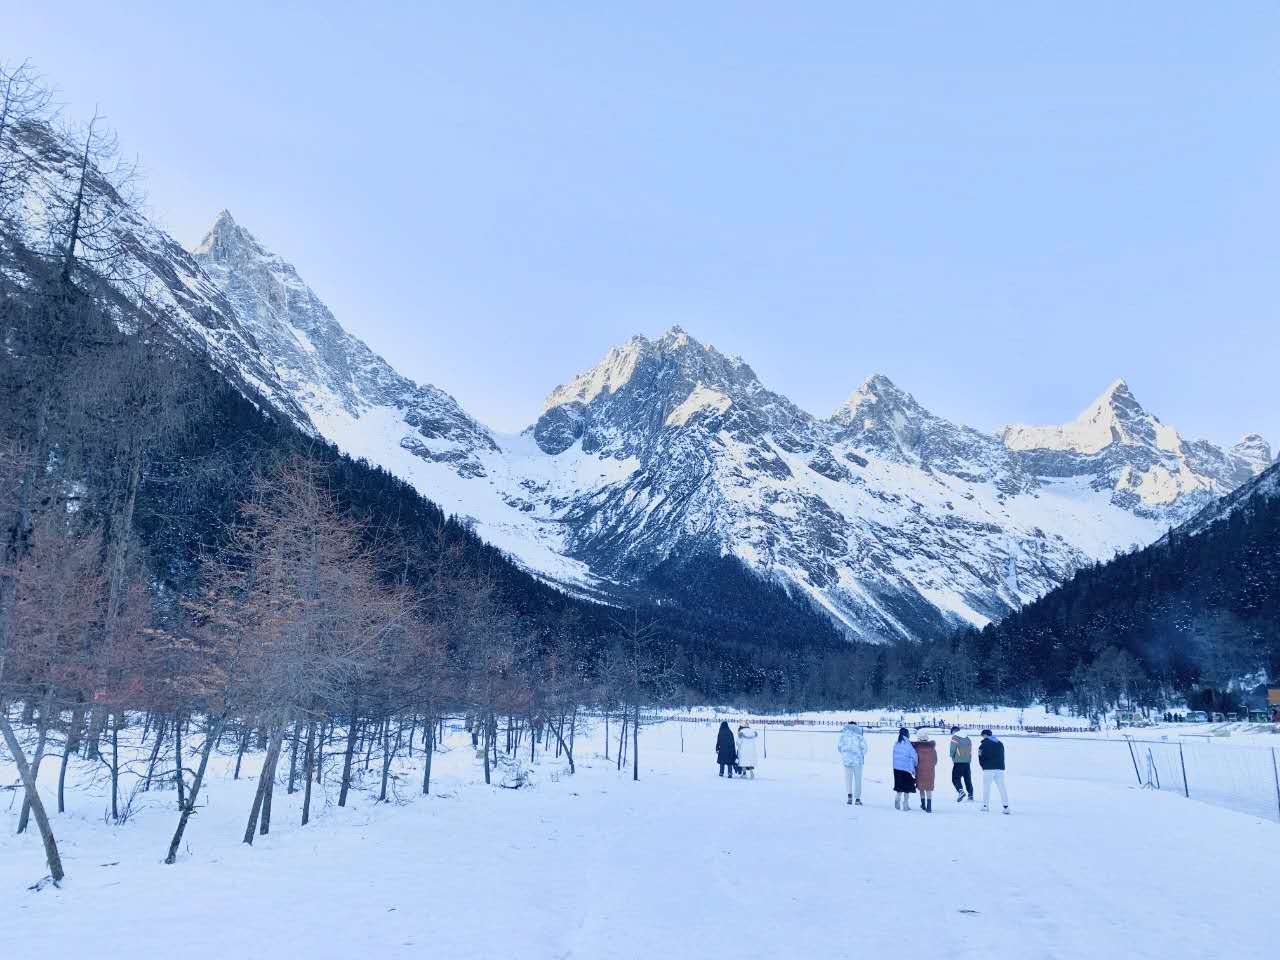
[902,796,911,811]
[894,794,901,810]
[847,793,853,805]
[927,798,933,813]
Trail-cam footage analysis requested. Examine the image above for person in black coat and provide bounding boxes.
[715,721,737,778]
[978,729,1009,813]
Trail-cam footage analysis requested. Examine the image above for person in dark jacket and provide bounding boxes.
[949,726,974,802]
[716,721,737,778]
[978,729,1009,813]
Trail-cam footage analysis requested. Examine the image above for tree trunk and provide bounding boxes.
[110,713,120,821]
[84,705,103,761]
[143,716,167,790]
[632,702,640,782]
[259,746,277,837]
[233,725,250,779]
[0,710,64,882]
[363,716,378,771]
[287,717,301,795]
[339,694,359,807]
[421,715,434,795]
[17,689,54,833]
[58,705,84,814]
[378,718,394,802]
[243,723,284,844]
[481,711,491,783]
[301,719,316,826]
[315,718,325,784]
[548,714,576,775]
[165,714,222,864]
[174,711,186,809]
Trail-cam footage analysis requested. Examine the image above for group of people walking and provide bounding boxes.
[715,721,759,778]
[713,719,1011,815]
[839,723,1011,814]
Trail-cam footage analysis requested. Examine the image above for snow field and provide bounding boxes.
[2,718,1278,959]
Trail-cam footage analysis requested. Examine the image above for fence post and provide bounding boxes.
[1272,748,1280,823]
[763,726,767,760]
[1125,737,1142,785]
[1178,742,1189,798]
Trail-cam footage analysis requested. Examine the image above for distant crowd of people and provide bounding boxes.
[713,720,1011,814]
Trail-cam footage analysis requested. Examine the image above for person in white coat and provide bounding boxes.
[837,722,868,805]
[736,723,759,778]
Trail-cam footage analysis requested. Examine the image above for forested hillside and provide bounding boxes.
[932,464,1280,714]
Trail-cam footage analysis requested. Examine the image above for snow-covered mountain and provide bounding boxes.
[185,223,1271,640]
[193,211,497,480]
[3,119,1270,643]
[1002,379,1268,516]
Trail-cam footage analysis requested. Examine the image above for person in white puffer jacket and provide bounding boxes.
[735,723,759,778]
[837,722,868,805]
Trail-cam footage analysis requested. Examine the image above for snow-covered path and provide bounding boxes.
[2,722,1276,958]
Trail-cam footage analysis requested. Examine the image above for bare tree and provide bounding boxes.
[611,612,676,782]
[0,59,53,219]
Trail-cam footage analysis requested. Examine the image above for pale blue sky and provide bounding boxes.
[10,4,1280,446]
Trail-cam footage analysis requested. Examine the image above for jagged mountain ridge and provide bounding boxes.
[523,328,1267,639]
[2,119,1270,643]
[193,211,497,479]
[0,120,311,429]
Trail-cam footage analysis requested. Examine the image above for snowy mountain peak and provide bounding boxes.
[533,328,799,456]
[1001,378,1165,455]
[539,327,756,415]
[829,373,1011,481]
[191,212,497,476]
[998,379,1271,514]
[831,373,919,425]
[1231,433,1273,468]
[195,209,255,260]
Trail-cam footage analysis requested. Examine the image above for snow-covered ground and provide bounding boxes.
[3,719,1278,959]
